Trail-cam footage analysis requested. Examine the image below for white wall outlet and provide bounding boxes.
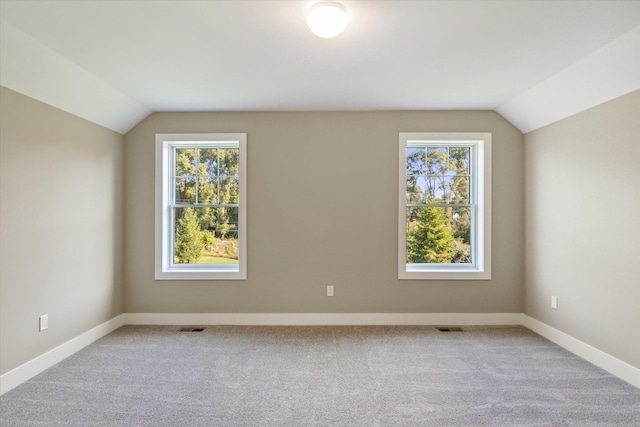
[551,296,557,310]
[327,285,334,297]
[39,314,48,331]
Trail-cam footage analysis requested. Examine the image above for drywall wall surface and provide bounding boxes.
[0,87,125,374]
[525,90,640,368]
[124,110,524,314]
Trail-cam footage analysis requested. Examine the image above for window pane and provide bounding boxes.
[218,149,239,204]
[198,148,219,177]
[175,176,196,204]
[220,174,239,204]
[406,175,426,204]
[173,206,239,265]
[427,176,453,203]
[406,147,425,175]
[175,148,196,176]
[406,206,472,264]
[451,177,470,204]
[175,148,197,203]
[219,148,239,176]
[426,147,449,175]
[449,147,470,175]
[196,173,217,204]
[197,148,219,204]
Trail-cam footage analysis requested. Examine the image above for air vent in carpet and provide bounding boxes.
[435,327,464,332]
[178,327,206,332]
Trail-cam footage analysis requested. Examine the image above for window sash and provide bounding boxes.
[170,144,239,206]
[405,142,478,267]
[168,143,240,269]
[405,205,477,268]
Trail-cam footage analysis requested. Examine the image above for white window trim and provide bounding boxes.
[155,133,247,280]
[398,132,491,280]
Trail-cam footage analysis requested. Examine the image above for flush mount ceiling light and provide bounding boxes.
[307,1,348,38]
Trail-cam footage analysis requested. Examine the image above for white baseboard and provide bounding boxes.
[123,312,524,326]
[522,315,640,388]
[0,314,127,395]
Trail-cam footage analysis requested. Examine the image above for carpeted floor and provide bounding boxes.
[1,325,639,426]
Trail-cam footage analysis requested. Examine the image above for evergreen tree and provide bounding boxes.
[174,207,205,263]
[406,202,456,264]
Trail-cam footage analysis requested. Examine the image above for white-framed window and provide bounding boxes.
[155,133,247,280]
[398,132,491,280]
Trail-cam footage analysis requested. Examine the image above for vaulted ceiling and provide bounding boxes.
[1,1,639,134]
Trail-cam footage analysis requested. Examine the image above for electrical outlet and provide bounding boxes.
[327,285,334,297]
[551,296,557,310]
[39,314,48,331]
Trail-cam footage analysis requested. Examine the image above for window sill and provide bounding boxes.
[399,267,491,280]
[155,269,246,281]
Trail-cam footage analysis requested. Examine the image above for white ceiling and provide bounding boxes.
[1,1,639,134]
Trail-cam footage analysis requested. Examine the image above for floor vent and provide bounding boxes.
[435,327,464,332]
[178,327,206,332]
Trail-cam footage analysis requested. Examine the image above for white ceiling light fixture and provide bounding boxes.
[307,1,348,38]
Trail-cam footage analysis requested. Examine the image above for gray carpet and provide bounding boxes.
[1,325,639,426]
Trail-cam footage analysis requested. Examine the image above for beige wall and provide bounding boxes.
[124,111,524,314]
[525,90,640,368]
[0,87,125,374]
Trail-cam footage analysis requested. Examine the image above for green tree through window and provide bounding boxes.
[174,207,205,263]
[406,202,456,263]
